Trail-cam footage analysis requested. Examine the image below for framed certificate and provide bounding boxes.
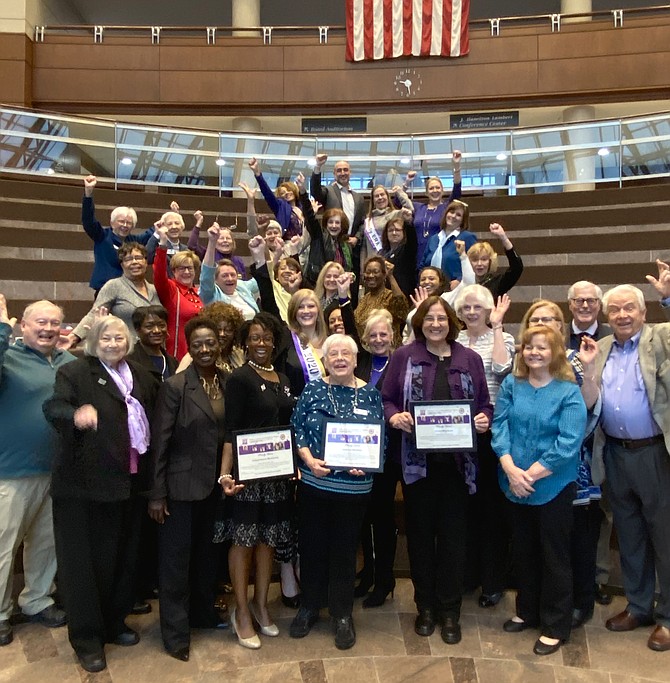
[321,418,385,473]
[410,400,476,453]
[233,425,298,483]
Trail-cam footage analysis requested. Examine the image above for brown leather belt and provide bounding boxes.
[607,434,664,450]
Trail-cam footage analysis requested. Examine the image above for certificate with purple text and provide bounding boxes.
[410,400,476,453]
[321,418,385,473]
[233,425,297,483]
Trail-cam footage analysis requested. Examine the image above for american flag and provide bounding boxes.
[345,0,470,62]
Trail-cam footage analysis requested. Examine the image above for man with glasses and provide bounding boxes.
[566,281,612,351]
[82,175,154,295]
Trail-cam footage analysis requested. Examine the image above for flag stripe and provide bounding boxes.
[346,0,469,62]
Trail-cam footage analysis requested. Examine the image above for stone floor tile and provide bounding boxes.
[554,668,610,683]
[450,656,478,683]
[322,657,377,683]
[475,613,551,662]
[398,612,431,656]
[299,659,328,683]
[18,622,59,662]
[474,657,557,683]
[200,661,303,683]
[0,652,83,683]
[586,625,670,681]
[610,674,670,683]
[373,655,454,683]
[562,626,590,669]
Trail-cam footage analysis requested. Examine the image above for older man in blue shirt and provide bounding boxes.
[592,265,670,652]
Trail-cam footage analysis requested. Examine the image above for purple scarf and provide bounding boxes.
[102,360,150,473]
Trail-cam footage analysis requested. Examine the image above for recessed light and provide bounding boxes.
[597,147,610,156]
[120,157,132,165]
[496,153,508,161]
[215,158,226,166]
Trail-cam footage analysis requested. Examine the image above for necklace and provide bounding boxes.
[200,374,222,400]
[372,356,389,373]
[248,360,275,372]
[327,380,359,417]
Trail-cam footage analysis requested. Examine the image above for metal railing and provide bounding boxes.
[1,105,669,196]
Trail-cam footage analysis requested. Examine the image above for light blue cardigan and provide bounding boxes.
[198,263,260,315]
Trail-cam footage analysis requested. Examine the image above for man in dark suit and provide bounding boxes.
[310,153,366,244]
[567,281,612,351]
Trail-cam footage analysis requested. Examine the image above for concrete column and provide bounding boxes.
[0,0,26,33]
[232,0,260,38]
[562,105,596,192]
[232,116,262,196]
[561,0,592,23]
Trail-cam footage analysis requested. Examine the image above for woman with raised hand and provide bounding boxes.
[401,150,463,265]
[360,184,413,269]
[69,242,160,348]
[420,199,477,287]
[148,317,230,663]
[81,175,154,294]
[467,223,524,299]
[382,297,492,646]
[354,256,409,348]
[152,226,203,361]
[216,312,296,650]
[44,316,158,673]
[492,325,587,656]
[453,286,515,608]
[295,171,354,288]
[146,209,190,277]
[198,223,260,319]
[289,334,384,650]
[249,157,304,239]
[314,261,346,309]
[380,214,418,299]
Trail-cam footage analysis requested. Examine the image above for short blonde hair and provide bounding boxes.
[361,309,393,350]
[85,315,134,357]
[170,250,200,272]
[467,241,498,274]
[518,299,565,341]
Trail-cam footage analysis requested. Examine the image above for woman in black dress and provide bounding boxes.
[216,312,295,650]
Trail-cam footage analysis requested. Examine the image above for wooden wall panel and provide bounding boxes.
[5,15,668,112]
[0,33,31,106]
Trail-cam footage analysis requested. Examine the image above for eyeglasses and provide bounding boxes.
[174,265,195,272]
[327,349,354,359]
[570,297,599,307]
[248,334,274,344]
[528,316,559,325]
[122,255,146,263]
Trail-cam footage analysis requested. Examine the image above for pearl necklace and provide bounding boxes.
[248,360,275,372]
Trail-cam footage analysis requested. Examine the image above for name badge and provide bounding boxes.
[353,407,369,416]
[98,378,107,385]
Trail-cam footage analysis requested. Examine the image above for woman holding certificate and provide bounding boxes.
[216,312,295,650]
[382,296,492,645]
[491,326,586,656]
[289,334,384,651]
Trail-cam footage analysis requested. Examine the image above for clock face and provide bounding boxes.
[394,68,422,97]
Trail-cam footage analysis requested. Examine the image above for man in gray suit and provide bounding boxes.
[591,261,670,652]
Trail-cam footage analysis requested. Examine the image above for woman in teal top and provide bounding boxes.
[492,325,586,657]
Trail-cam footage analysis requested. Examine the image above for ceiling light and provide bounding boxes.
[215,158,226,166]
[120,157,132,165]
[496,153,508,161]
[597,147,610,156]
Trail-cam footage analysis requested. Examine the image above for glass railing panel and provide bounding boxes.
[620,114,670,180]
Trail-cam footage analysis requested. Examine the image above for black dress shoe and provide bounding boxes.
[441,617,462,645]
[289,607,319,638]
[0,620,13,646]
[478,592,504,608]
[594,584,613,606]
[112,628,140,646]
[414,609,436,637]
[78,652,107,673]
[571,607,594,628]
[334,616,356,650]
[503,618,535,633]
[28,604,67,628]
[533,637,563,656]
[281,592,301,609]
[131,601,152,615]
[167,646,190,662]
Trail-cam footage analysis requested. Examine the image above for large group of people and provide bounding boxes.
[1,158,669,674]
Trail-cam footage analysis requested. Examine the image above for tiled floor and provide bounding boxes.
[1,582,668,683]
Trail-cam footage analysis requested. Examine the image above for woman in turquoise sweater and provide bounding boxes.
[492,325,586,657]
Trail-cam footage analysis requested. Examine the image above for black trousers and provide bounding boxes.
[402,459,468,620]
[465,432,512,595]
[53,495,141,657]
[511,484,575,641]
[297,484,368,619]
[360,458,402,585]
[157,489,220,651]
[571,502,603,612]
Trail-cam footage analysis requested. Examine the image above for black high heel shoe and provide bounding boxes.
[281,592,301,609]
[362,580,396,608]
[353,570,374,598]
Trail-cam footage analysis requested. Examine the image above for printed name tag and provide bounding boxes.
[353,407,369,416]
